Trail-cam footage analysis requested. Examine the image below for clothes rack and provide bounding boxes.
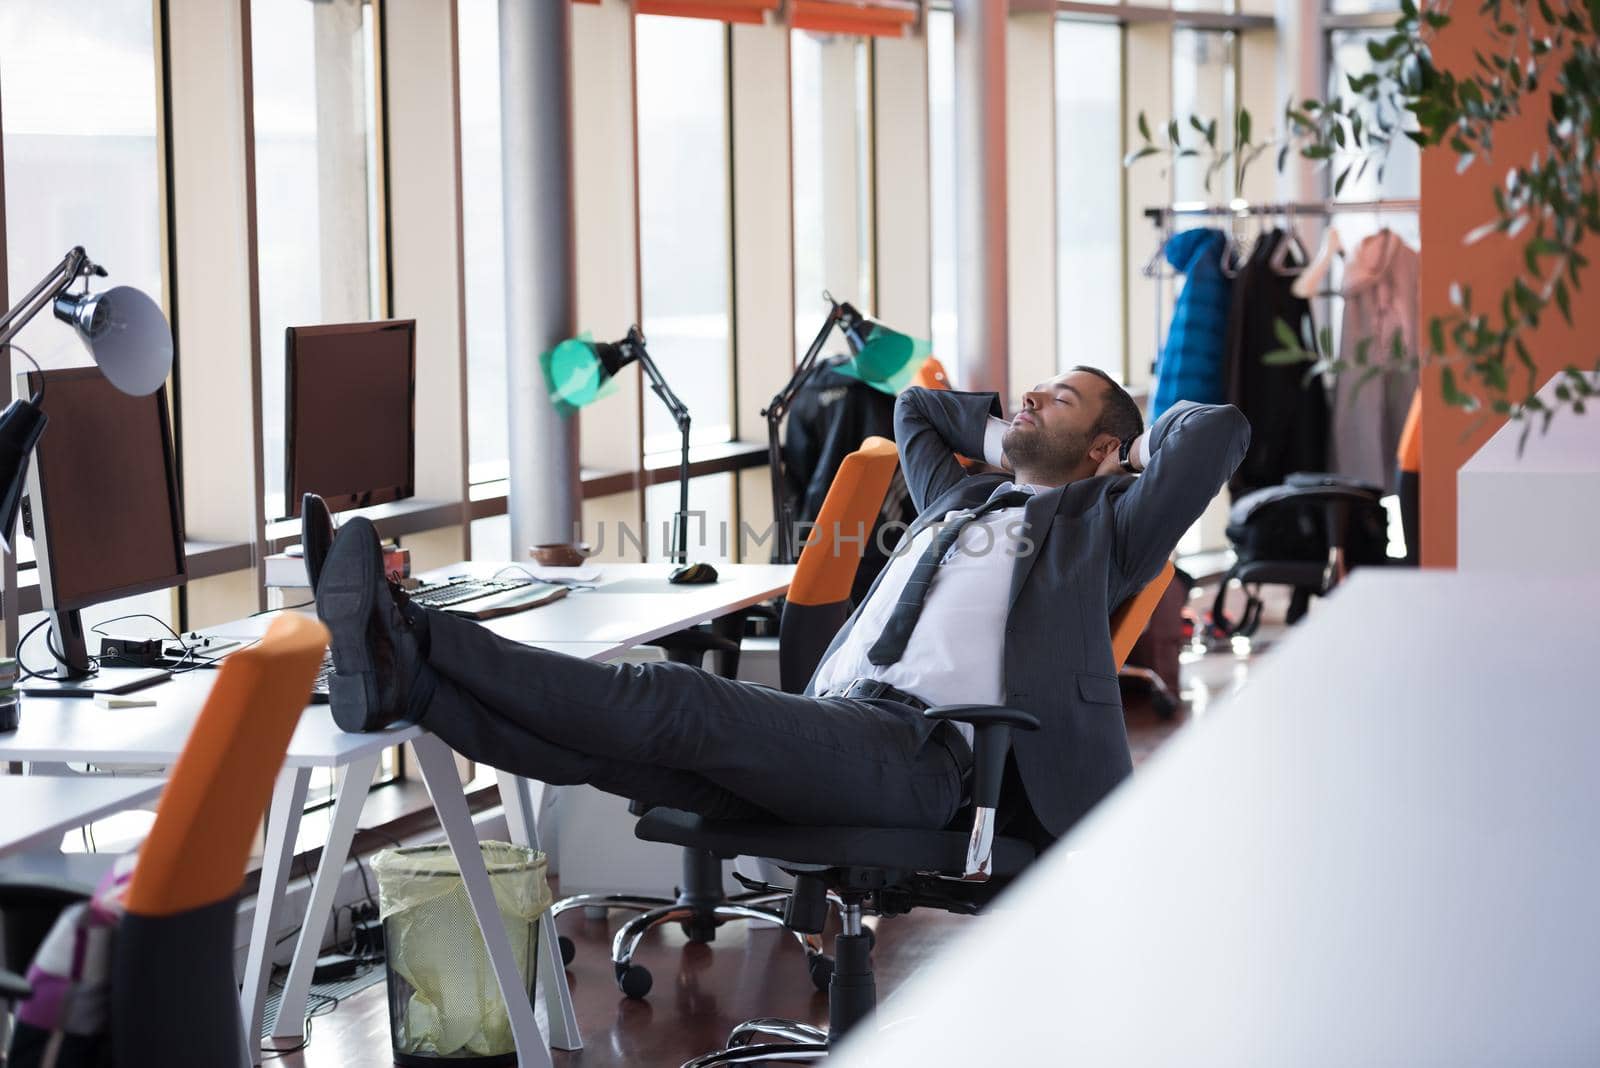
[1143,198,1421,222]
[1141,198,1421,358]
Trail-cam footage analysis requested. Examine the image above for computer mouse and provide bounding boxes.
[668,562,719,585]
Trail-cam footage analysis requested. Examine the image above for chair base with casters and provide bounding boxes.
[550,845,816,999]
[633,702,1040,1066]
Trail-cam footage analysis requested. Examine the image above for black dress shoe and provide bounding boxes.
[302,492,335,592]
[314,517,427,733]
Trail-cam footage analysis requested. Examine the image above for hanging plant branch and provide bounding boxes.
[1125,0,1600,439]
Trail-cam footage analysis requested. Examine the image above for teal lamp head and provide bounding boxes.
[835,306,930,395]
[539,329,640,415]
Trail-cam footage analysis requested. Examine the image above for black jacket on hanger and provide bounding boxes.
[781,359,913,599]
[1225,228,1329,496]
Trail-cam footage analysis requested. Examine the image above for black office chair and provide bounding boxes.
[648,563,1177,1065]
[1212,472,1392,637]
[551,439,903,998]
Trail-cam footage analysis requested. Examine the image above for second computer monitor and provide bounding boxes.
[284,318,416,519]
[24,366,187,613]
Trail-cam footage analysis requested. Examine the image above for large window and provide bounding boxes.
[252,0,385,520]
[1055,21,1125,378]
[926,9,957,370]
[458,0,509,485]
[791,31,875,349]
[634,15,733,452]
[1171,29,1238,201]
[0,0,176,637]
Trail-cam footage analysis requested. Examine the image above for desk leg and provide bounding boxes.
[413,735,550,1068]
[270,753,380,1041]
[241,766,311,1066]
[497,771,581,1051]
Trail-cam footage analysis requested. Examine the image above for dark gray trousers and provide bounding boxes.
[416,609,967,830]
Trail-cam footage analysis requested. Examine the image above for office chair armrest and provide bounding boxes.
[924,704,1040,730]
[1,967,31,1004]
[924,704,1040,882]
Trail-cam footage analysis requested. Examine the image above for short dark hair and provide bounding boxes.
[1070,365,1144,443]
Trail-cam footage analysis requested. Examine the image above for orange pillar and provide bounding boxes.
[1418,12,1600,567]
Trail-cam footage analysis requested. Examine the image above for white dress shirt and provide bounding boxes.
[810,417,1150,744]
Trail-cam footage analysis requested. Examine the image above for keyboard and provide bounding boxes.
[443,582,567,620]
[311,652,333,704]
[409,576,531,609]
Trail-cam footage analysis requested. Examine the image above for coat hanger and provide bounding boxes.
[1219,209,1247,278]
[1269,203,1310,276]
[1141,211,1177,279]
[1290,219,1345,300]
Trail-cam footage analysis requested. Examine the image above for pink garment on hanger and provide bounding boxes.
[1332,229,1420,492]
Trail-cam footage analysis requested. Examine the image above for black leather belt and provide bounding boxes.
[824,677,930,712]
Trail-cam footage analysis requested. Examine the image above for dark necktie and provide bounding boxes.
[866,488,1032,667]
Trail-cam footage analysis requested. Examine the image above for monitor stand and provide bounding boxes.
[15,609,171,698]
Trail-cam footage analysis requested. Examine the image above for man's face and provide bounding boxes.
[1001,371,1109,476]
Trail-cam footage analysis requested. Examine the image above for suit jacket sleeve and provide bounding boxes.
[1113,401,1251,589]
[893,388,1003,514]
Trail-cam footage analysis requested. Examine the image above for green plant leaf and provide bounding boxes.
[1137,111,1151,142]
[1238,108,1252,145]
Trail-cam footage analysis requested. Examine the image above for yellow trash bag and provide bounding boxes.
[373,842,551,1060]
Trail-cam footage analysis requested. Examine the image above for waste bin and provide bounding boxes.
[373,842,551,1065]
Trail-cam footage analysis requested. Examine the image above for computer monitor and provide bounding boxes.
[19,365,186,695]
[284,319,416,520]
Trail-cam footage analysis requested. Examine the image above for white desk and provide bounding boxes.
[832,571,1600,1066]
[0,775,165,857]
[0,562,791,1067]
[1458,370,1600,573]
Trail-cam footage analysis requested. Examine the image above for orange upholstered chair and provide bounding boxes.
[779,435,901,692]
[109,613,328,1062]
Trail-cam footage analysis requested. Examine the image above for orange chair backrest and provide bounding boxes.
[913,356,951,391]
[1110,561,1175,670]
[1397,388,1422,475]
[788,436,900,607]
[124,614,329,917]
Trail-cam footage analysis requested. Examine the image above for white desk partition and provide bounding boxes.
[0,776,164,858]
[1458,370,1600,573]
[830,571,1600,1067]
[0,562,791,1068]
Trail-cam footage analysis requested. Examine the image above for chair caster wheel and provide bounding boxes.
[558,935,575,967]
[616,962,653,999]
[808,953,834,992]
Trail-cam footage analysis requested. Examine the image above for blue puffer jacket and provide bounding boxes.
[1151,228,1232,420]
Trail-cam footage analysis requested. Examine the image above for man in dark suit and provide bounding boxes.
[314,369,1248,842]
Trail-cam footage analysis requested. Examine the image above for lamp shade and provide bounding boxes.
[52,285,173,396]
[539,331,640,414]
[0,399,47,553]
[836,318,931,396]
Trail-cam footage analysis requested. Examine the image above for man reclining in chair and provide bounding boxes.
[314,369,1248,846]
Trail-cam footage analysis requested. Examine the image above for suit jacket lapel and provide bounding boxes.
[1007,487,1064,611]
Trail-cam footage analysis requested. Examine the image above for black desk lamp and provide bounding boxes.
[763,294,929,564]
[0,246,173,551]
[543,325,696,566]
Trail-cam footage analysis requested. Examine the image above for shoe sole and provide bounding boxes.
[316,525,386,733]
